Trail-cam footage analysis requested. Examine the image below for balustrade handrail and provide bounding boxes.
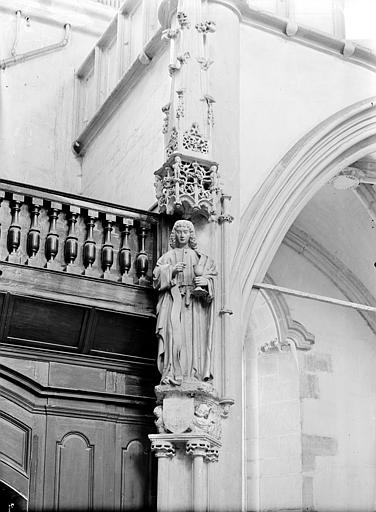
[0,179,160,221]
[0,179,162,287]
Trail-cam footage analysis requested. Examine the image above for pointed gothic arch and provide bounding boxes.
[235,96,376,323]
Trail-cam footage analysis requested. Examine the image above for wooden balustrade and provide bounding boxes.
[0,180,161,286]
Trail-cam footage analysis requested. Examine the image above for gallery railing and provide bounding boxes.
[0,179,161,286]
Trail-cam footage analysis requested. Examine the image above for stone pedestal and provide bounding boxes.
[149,381,233,511]
[149,433,220,512]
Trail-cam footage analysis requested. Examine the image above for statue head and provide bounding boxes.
[169,220,197,249]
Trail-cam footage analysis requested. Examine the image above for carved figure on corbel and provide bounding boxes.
[153,405,165,433]
[260,338,289,353]
[260,320,314,353]
[162,103,171,134]
[177,11,191,30]
[191,403,216,435]
[195,21,216,34]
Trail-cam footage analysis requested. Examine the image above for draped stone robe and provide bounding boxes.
[153,247,217,384]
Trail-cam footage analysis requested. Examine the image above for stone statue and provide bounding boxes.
[153,220,217,385]
[192,403,215,435]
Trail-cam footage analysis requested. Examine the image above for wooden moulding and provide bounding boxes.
[0,262,156,316]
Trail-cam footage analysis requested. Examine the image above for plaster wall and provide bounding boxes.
[0,0,112,193]
[253,242,376,511]
[80,50,170,209]
[239,24,376,214]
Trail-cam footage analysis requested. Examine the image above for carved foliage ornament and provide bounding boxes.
[166,127,178,157]
[176,90,185,119]
[197,57,214,71]
[183,123,209,154]
[195,21,216,34]
[177,11,190,30]
[161,28,180,40]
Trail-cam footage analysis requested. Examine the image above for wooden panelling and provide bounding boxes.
[54,433,94,510]
[121,440,149,511]
[0,366,157,511]
[91,310,156,360]
[0,289,157,366]
[4,296,87,351]
[49,362,107,392]
[0,411,30,473]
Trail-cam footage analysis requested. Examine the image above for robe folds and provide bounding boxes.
[153,247,217,384]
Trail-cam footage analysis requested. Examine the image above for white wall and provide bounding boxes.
[239,24,376,214]
[0,0,112,193]
[80,50,170,208]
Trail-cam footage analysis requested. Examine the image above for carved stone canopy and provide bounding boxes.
[154,153,221,219]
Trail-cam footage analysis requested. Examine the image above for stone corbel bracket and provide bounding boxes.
[152,380,234,447]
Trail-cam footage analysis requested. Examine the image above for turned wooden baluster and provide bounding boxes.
[136,221,150,285]
[45,202,62,270]
[83,210,98,277]
[101,213,116,280]
[26,197,43,266]
[119,218,134,283]
[7,193,24,264]
[64,205,80,274]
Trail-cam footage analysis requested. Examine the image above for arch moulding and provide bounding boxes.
[234,96,376,323]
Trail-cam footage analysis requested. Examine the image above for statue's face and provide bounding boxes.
[175,226,190,247]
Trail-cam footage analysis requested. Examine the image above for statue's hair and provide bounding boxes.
[169,220,198,249]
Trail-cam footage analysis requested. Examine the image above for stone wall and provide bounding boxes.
[246,242,376,511]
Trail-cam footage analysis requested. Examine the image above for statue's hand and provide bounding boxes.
[172,262,186,278]
[194,276,209,287]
